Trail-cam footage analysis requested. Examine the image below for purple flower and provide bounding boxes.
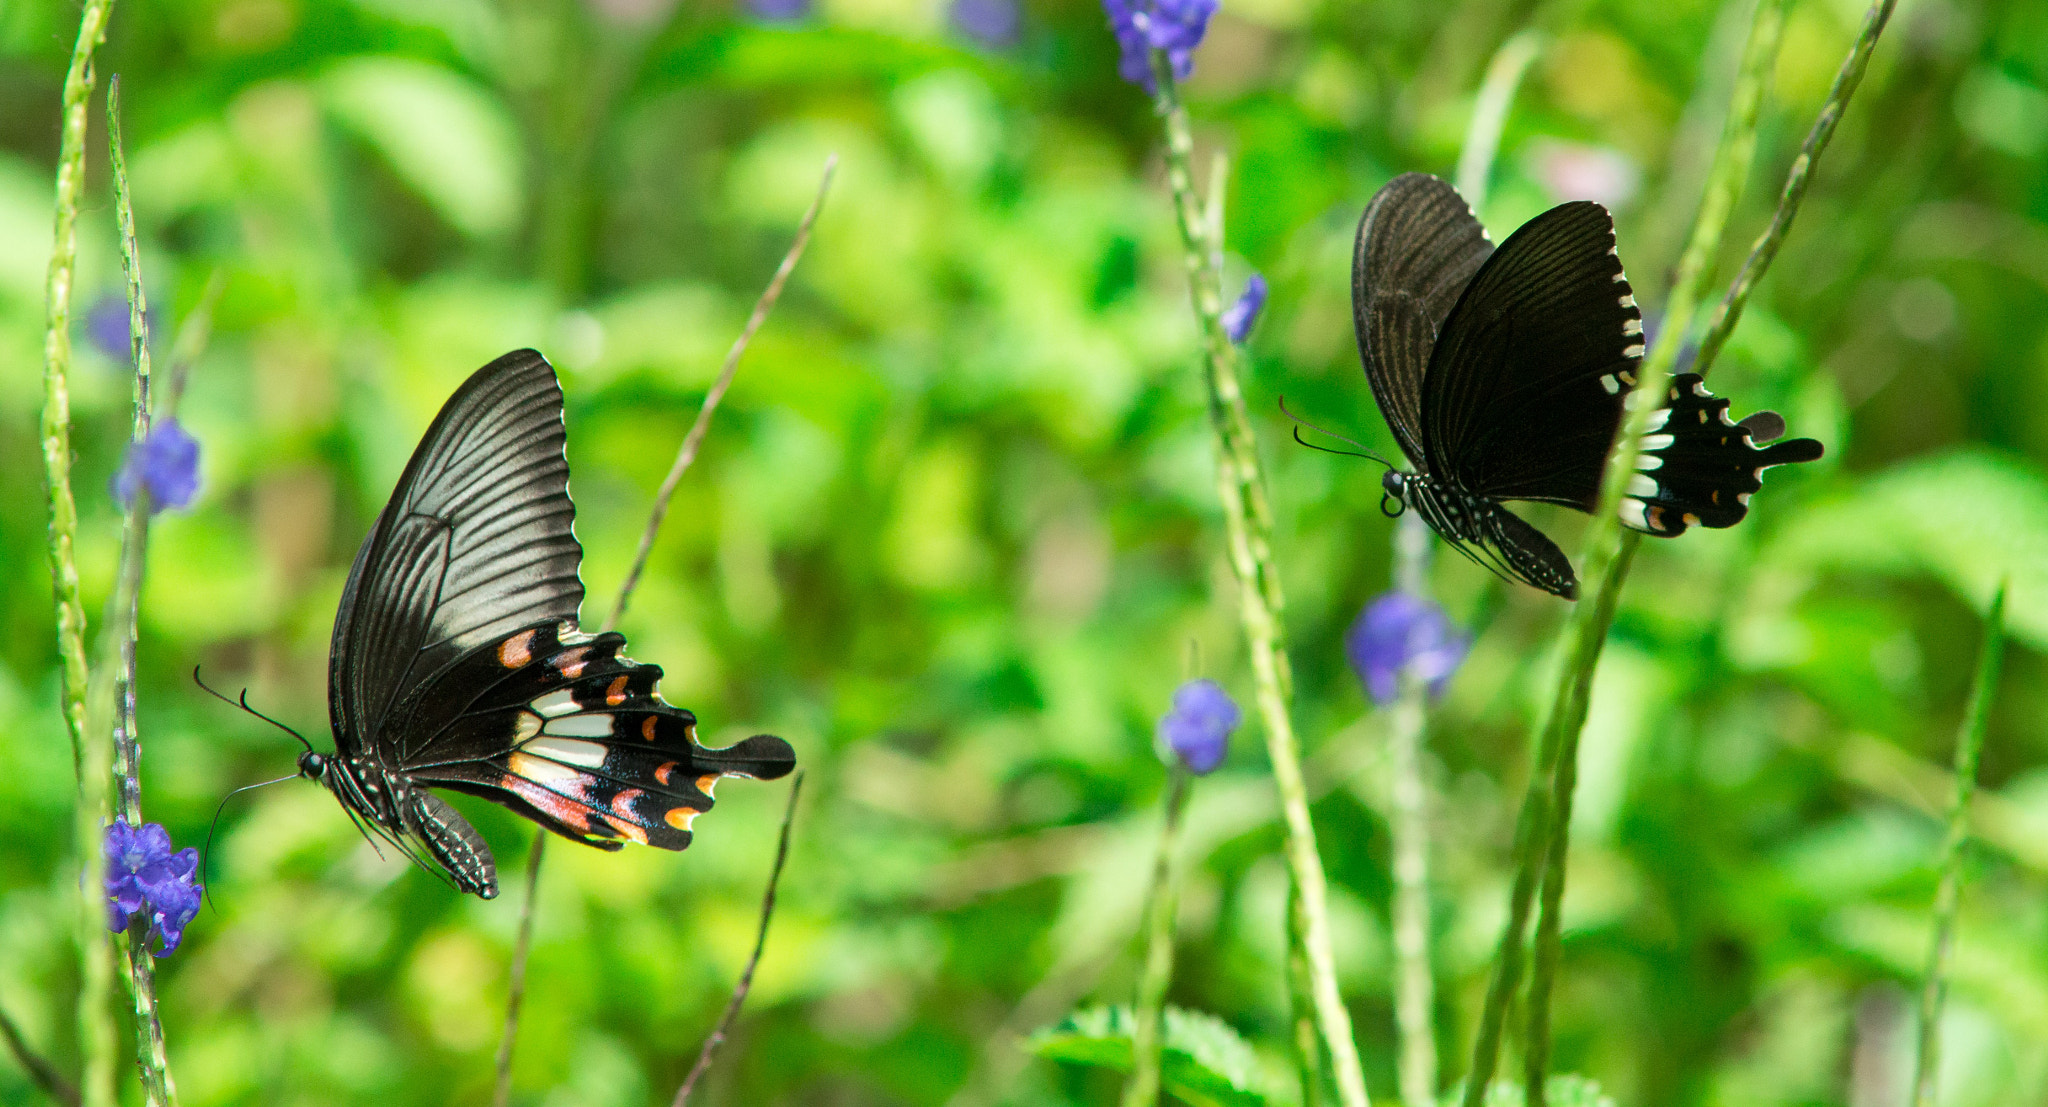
[953,0,1021,48]
[746,0,810,21]
[1345,592,1470,707]
[111,418,201,513]
[1156,678,1239,775]
[1222,273,1266,344]
[1103,0,1217,91]
[85,294,159,364]
[104,820,203,956]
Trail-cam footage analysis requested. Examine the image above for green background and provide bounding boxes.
[2,0,2047,1102]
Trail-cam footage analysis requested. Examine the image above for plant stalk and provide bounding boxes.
[42,6,118,1106]
[1912,585,2005,1106]
[1121,771,1192,1107]
[105,75,180,1107]
[1145,50,1371,1107]
[1460,0,1795,1101]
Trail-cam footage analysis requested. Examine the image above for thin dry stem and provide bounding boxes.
[672,773,805,1107]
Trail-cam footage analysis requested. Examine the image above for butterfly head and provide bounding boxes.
[297,750,329,781]
[1380,470,1409,518]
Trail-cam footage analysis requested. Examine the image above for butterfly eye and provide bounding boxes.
[297,751,326,779]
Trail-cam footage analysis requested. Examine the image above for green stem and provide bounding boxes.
[1387,664,1435,1107]
[1452,30,1544,212]
[1122,771,1191,1107]
[1285,879,1324,1107]
[1460,1,1794,1102]
[1144,52,1371,1107]
[42,6,118,1107]
[1912,585,2006,1106]
[105,75,180,1107]
[1693,0,1902,378]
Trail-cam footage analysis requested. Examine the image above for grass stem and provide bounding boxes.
[1911,585,2006,1106]
[1145,50,1371,1107]
[41,6,118,1106]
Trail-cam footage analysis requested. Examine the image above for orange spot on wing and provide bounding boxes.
[696,774,718,799]
[606,676,629,706]
[498,630,536,669]
[554,647,590,680]
[641,717,659,742]
[612,788,645,819]
[664,808,698,831]
[655,762,678,785]
[604,814,649,845]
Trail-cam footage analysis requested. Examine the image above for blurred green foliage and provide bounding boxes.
[3,0,2048,1103]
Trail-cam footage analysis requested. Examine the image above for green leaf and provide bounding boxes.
[1027,1005,1282,1107]
[319,57,522,237]
[1766,447,2048,648]
[1438,1075,1618,1107]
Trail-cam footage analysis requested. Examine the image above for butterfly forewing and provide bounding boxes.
[1423,200,1644,505]
[328,349,583,756]
[1353,173,1495,465]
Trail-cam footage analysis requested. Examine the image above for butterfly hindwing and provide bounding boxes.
[1353,173,1495,465]
[1619,374,1826,536]
[404,621,796,852]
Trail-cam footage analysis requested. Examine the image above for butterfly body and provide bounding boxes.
[302,349,794,898]
[1353,173,1824,598]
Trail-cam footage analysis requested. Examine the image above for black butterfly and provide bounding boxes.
[294,349,794,898]
[1350,173,1824,599]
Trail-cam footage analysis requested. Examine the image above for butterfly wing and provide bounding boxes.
[1620,374,1825,536]
[1352,173,1496,466]
[329,349,584,759]
[1421,200,1645,507]
[397,621,795,851]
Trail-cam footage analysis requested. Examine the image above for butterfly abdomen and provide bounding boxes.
[1620,373,1824,536]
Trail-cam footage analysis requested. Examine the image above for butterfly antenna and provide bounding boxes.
[193,667,316,755]
[200,772,298,913]
[1276,395,1393,469]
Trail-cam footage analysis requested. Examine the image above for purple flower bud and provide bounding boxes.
[1156,678,1239,775]
[1222,273,1266,344]
[111,418,201,513]
[1345,592,1470,707]
[1102,0,1217,91]
[952,0,1020,48]
[103,820,203,955]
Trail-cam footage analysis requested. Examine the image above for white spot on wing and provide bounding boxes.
[514,712,541,740]
[1627,474,1660,498]
[1619,293,1637,308]
[1623,343,1646,357]
[523,736,609,767]
[1636,454,1663,471]
[1641,434,1675,450]
[1622,319,1643,336]
[543,714,614,738]
[1601,375,1621,394]
[532,688,579,717]
[1617,499,1651,530]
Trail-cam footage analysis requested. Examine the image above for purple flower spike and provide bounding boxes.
[1222,273,1266,344]
[112,418,201,514]
[1156,678,1240,775]
[104,820,203,955]
[1345,592,1470,707]
[1103,0,1218,91]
